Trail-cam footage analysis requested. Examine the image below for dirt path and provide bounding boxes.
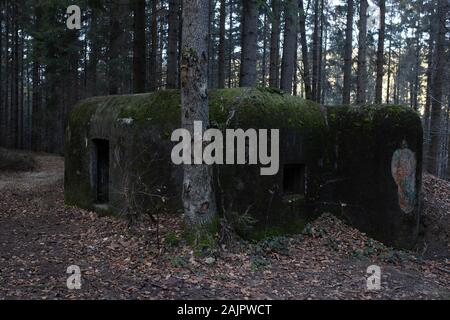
[0,153,449,300]
[0,153,64,190]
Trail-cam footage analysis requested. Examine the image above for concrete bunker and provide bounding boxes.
[65,88,423,248]
[282,164,306,196]
[92,139,110,204]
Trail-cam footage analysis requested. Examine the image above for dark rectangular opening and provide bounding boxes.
[283,164,306,196]
[93,139,110,203]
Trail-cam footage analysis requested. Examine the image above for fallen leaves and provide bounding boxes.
[0,154,449,300]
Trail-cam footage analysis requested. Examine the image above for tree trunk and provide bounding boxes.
[108,2,121,95]
[19,21,24,149]
[87,7,100,97]
[12,1,19,148]
[427,0,447,175]
[261,11,268,87]
[280,0,298,94]
[269,0,281,88]
[424,5,437,157]
[158,7,164,89]
[342,0,354,104]
[181,0,217,239]
[167,0,180,89]
[320,8,328,104]
[228,0,234,87]
[298,0,311,99]
[447,84,450,179]
[149,0,159,92]
[413,6,422,112]
[311,0,320,101]
[133,0,147,93]
[218,0,226,89]
[4,1,10,148]
[356,0,368,105]
[31,3,41,151]
[317,0,325,103]
[386,36,392,104]
[375,0,386,104]
[0,2,4,147]
[240,0,258,87]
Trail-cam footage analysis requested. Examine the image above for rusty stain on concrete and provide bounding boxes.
[391,141,417,214]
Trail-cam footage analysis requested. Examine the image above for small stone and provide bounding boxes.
[205,257,215,265]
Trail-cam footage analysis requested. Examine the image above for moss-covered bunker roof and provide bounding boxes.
[69,87,326,131]
[326,104,422,127]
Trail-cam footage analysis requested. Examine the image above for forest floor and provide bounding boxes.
[0,152,449,300]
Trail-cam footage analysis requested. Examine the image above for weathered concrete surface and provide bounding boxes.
[65,88,325,239]
[65,90,423,248]
[322,105,423,249]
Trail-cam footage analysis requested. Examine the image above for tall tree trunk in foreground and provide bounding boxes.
[240,0,258,87]
[269,0,281,88]
[356,0,368,105]
[299,0,311,100]
[427,0,447,175]
[342,0,354,104]
[375,0,386,104]
[280,0,298,94]
[133,0,146,93]
[167,0,180,89]
[181,0,217,240]
[218,0,226,89]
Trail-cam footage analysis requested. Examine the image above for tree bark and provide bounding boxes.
[167,0,180,89]
[228,0,234,87]
[386,36,392,104]
[280,0,298,94]
[31,3,41,151]
[218,0,226,89]
[375,0,386,104]
[0,2,4,147]
[317,0,325,103]
[12,1,19,148]
[133,0,147,93]
[356,0,368,105]
[181,0,217,237]
[298,0,311,99]
[413,12,422,111]
[240,0,258,87]
[447,84,450,179]
[311,0,320,101]
[269,0,281,88]
[108,2,121,95]
[261,11,268,87]
[149,0,159,92]
[424,5,437,156]
[427,0,447,175]
[342,0,354,104]
[87,7,100,97]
